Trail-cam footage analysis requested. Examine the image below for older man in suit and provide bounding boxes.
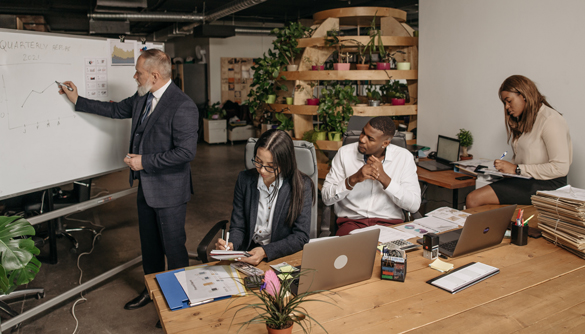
[59,50,198,320]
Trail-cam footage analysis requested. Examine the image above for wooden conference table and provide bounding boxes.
[145,205,585,333]
[417,158,477,209]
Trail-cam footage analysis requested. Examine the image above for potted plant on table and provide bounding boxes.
[457,128,474,160]
[319,83,359,141]
[0,216,42,296]
[271,22,313,72]
[206,102,226,120]
[275,112,295,138]
[230,269,335,334]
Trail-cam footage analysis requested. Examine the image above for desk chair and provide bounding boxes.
[194,138,319,263]
[319,129,422,237]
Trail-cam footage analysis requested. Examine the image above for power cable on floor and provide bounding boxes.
[66,211,105,334]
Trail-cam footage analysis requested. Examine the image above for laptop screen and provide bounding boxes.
[436,135,460,162]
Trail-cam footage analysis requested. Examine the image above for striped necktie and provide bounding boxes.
[140,92,154,124]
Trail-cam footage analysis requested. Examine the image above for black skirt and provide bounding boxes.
[490,176,567,205]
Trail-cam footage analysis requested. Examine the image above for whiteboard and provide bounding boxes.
[0,29,161,199]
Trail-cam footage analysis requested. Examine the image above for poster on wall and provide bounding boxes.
[221,58,255,104]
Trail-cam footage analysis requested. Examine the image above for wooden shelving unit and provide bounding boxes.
[297,36,418,48]
[280,70,418,81]
[267,104,318,115]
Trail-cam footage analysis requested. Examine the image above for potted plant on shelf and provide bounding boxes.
[206,101,226,120]
[356,43,370,71]
[246,50,287,115]
[382,80,408,105]
[457,128,474,160]
[324,31,361,71]
[275,112,295,137]
[319,83,359,141]
[366,86,382,106]
[230,269,335,334]
[303,56,324,71]
[0,216,42,296]
[296,82,320,105]
[271,22,313,72]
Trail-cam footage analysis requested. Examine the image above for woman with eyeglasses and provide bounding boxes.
[466,75,572,208]
[214,129,315,266]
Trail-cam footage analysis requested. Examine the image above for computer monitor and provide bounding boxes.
[436,135,460,163]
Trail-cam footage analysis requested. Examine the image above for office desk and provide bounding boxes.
[146,205,585,333]
[417,159,476,208]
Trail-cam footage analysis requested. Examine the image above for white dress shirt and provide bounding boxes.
[322,142,421,220]
[252,175,283,246]
[144,79,172,117]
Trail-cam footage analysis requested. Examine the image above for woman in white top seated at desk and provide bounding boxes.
[214,130,314,265]
[466,75,572,208]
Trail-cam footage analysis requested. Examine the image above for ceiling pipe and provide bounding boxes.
[234,27,272,35]
[88,13,205,22]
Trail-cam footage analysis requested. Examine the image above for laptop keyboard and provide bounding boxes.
[440,240,458,252]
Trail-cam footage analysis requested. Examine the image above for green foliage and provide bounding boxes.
[271,23,313,65]
[206,102,226,120]
[366,86,382,101]
[0,216,41,295]
[324,32,362,64]
[318,83,359,134]
[246,51,286,116]
[302,129,319,144]
[275,112,294,131]
[228,269,337,333]
[295,81,319,99]
[381,80,408,99]
[457,128,474,147]
[365,11,386,61]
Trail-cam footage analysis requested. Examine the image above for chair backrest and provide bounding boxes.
[245,138,319,238]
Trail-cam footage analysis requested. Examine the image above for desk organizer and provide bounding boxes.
[511,225,528,246]
[381,252,407,282]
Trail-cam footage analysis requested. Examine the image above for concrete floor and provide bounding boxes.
[1,141,467,333]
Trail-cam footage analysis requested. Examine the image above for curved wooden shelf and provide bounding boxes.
[316,140,342,151]
[281,70,418,81]
[313,7,407,25]
[297,36,418,48]
[268,104,318,115]
[353,104,417,116]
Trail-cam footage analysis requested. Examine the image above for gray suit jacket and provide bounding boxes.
[75,82,198,208]
[229,169,312,261]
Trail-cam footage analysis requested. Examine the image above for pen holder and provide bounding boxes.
[381,255,407,282]
[511,225,528,246]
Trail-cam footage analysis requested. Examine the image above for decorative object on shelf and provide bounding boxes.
[457,128,474,160]
[275,112,294,137]
[324,30,362,71]
[388,50,406,69]
[304,56,325,71]
[366,85,382,107]
[319,83,359,140]
[271,22,313,72]
[206,101,226,120]
[396,62,411,70]
[286,97,293,105]
[297,82,320,105]
[265,94,277,104]
[356,42,370,70]
[381,79,408,105]
[229,269,334,334]
[0,216,41,295]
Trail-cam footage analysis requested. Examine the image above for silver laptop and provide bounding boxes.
[417,135,460,171]
[438,205,517,257]
[292,229,380,295]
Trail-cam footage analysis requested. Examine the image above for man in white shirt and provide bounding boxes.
[322,117,421,235]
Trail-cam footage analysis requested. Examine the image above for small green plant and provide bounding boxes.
[381,80,408,100]
[295,81,319,99]
[324,31,363,64]
[0,216,41,295]
[366,86,382,101]
[457,128,474,157]
[271,22,313,66]
[246,50,287,115]
[206,102,226,120]
[318,83,359,134]
[275,112,294,131]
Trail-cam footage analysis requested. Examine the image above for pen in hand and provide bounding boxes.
[224,232,230,251]
[55,81,73,91]
[499,151,508,160]
[126,154,131,159]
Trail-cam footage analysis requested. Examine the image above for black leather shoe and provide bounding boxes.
[124,288,151,310]
[156,320,162,328]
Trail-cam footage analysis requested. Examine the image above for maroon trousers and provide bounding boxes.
[336,217,404,236]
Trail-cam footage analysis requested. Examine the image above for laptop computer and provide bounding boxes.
[417,135,460,171]
[291,229,380,295]
[434,205,517,257]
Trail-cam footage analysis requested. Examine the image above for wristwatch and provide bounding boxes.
[515,165,521,175]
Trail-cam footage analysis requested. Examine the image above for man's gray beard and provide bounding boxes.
[137,82,152,96]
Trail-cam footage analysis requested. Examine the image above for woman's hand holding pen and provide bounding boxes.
[214,238,233,251]
[57,81,79,105]
[494,160,517,174]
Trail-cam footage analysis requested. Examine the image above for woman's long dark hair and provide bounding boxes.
[254,130,315,227]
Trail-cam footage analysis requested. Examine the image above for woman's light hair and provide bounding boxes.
[140,49,172,79]
[499,75,554,143]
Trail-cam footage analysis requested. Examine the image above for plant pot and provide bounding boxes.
[267,324,293,334]
[265,95,277,104]
[286,97,293,105]
[376,62,390,70]
[306,98,320,106]
[356,64,370,70]
[368,100,380,107]
[460,154,474,161]
[333,63,350,71]
[396,62,411,70]
[328,132,342,141]
[286,65,298,71]
[311,65,324,71]
[391,98,405,105]
[315,131,327,141]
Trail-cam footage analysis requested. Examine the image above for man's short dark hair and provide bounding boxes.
[368,116,396,138]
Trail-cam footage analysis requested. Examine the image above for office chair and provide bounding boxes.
[194,138,319,263]
[319,121,423,237]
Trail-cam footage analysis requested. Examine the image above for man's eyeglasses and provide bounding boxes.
[251,159,277,173]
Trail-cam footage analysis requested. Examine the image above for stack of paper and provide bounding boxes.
[210,250,250,261]
[429,258,454,273]
[349,225,414,243]
[532,185,585,258]
[425,207,471,226]
[174,265,246,306]
[394,216,459,238]
[452,158,532,179]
